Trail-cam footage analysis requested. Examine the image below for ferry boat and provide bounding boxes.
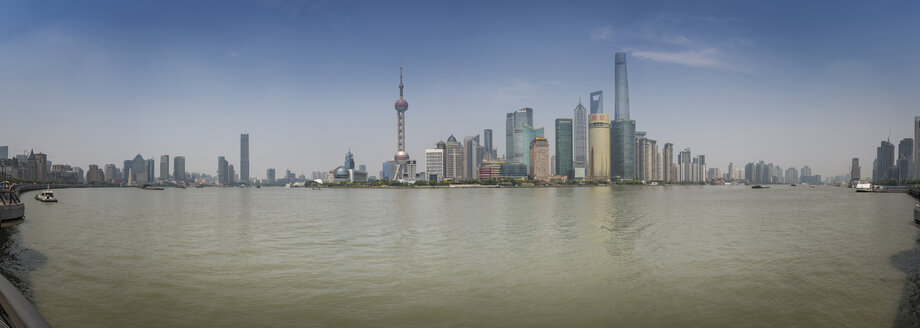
[855,182,873,192]
[751,185,769,189]
[0,184,25,228]
[34,189,57,202]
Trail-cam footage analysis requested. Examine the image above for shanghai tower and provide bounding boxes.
[611,52,636,180]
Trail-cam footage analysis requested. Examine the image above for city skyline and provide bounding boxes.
[1,1,919,177]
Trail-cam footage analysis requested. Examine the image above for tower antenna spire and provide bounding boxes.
[399,60,404,98]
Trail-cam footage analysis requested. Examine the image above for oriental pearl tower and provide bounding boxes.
[393,65,410,180]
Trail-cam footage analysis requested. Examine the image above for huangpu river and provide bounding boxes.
[2,185,920,327]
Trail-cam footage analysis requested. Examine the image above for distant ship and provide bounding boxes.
[34,188,57,202]
[855,182,872,192]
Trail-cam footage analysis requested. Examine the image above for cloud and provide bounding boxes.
[632,49,722,68]
[590,26,615,40]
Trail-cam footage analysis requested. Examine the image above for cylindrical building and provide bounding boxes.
[588,113,610,180]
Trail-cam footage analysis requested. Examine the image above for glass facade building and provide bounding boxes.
[611,119,636,179]
[573,101,588,178]
[555,118,573,178]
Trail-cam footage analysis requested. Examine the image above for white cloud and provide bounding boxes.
[632,48,723,69]
[590,26,615,40]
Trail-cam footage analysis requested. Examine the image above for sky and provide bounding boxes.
[1,0,919,179]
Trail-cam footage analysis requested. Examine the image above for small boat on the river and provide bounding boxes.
[0,186,25,228]
[34,189,57,202]
[751,185,769,189]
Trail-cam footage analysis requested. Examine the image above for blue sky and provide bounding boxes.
[1,0,918,178]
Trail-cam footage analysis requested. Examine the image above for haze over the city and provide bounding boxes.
[1,0,918,177]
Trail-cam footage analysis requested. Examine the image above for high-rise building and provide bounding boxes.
[123,160,133,184]
[425,148,445,182]
[915,117,920,179]
[697,155,707,182]
[0,146,6,159]
[573,100,588,179]
[898,138,913,182]
[445,135,463,180]
[801,165,813,178]
[521,124,544,173]
[463,135,483,179]
[436,141,447,178]
[160,155,169,181]
[874,140,895,182]
[786,167,799,184]
[662,143,674,182]
[506,108,535,165]
[133,154,147,185]
[555,118,573,178]
[86,165,105,184]
[174,156,186,183]
[614,52,630,121]
[851,158,860,181]
[529,137,550,180]
[483,129,494,160]
[589,90,603,114]
[345,149,355,170]
[678,148,692,182]
[217,156,229,186]
[104,164,117,182]
[588,113,611,180]
[229,164,236,184]
[635,135,658,181]
[392,65,413,181]
[611,119,636,180]
[146,159,155,183]
[240,133,250,183]
[267,168,276,183]
[34,152,47,181]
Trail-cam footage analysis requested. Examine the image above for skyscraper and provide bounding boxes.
[589,90,603,114]
[529,137,550,180]
[874,140,895,182]
[786,167,799,184]
[483,129,494,160]
[174,156,186,183]
[0,146,6,160]
[463,135,483,179]
[218,156,229,186]
[898,138,913,182]
[425,148,444,181]
[345,149,355,170]
[915,117,920,179]
[678,148,691,182]
[160,155,169,181]
[240,133,249,183]
[662,143,674,182]
[611,52,636,180]
[521,124,544,173]
[555,118,573,178]
[573,100,588,179]
[104,164,117,182]
[132,154,147,185]
[389,65,413,180]
[445,135,463,180]
[851,158,860,182]
[267,168,276,184]
[123,160,133,184]
[505,108,534,165]
[588,113,610,180]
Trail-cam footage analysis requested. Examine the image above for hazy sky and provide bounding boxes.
[2,0,919,178]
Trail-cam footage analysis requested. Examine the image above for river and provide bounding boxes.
[2,185,919,327]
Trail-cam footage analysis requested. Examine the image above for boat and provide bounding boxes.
[914,204,920,226]
[0,187,25,228]
[855,182,873,192]
[141,185,164,190]
[34,188,57,202]
[790,184,796,186]
[751,185,769,189]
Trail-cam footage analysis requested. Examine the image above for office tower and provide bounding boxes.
[506,108,535,165]
[662,143,674,182]
[678,148,691,182]
[133,154,147,185]
[392,65,413,180]
[851,158,860,181]
[0,146,6,159]
[614,52,630,121]
[529,137,550,180]
[33,152,47,181]
[801,165,812,178]
[436,141,447,178]
[555,118,574,178]
[899,138,913,182]
[611,119,636,180]
[229,164,236,184]
[786,167,799,184]
[160,155,169,181]
[915,117,920,179]
[86,165,105,184]
[359,164,366,172]
[874,140,894,182]
[146,159,155,183]
[445,135,463,180]
[104,164,117,182]
[588,113,611,180]
[240,133,250,183]
[521,124,544,173]
[589,90,603,114]
[573,100,588,179]
[266,168,276,183]
[698,155,706,182]
[73,167,84,183]
[636,136,658,181]
[425,148,444,181]
[483,129,494,160]
[218,156,229,186]
[123,160,133,184]
[174,156,186,183]
[344,149,355,170]
[551,155,556,175]
[727,162,736,181]
[463,135,483,179]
